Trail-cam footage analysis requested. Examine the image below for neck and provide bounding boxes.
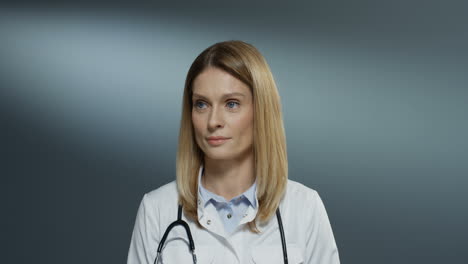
[202,151,255,201]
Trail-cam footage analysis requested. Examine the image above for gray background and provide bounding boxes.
[1,1,467,263]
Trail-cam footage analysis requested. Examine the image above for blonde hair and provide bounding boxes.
[176,40,288,233]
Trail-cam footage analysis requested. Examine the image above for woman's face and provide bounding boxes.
[191,67,254,162]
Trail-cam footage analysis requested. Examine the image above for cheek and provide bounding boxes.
[191,114,203,136]
[236,112,254,138]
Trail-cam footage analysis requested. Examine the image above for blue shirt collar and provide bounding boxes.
[198,164,258,209]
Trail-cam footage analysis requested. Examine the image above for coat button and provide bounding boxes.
[206,219,211,225]
[227,213,232,219]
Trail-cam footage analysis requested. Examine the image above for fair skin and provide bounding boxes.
[191,67,255,201]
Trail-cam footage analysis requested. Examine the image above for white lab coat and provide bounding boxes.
[127,178,340,264]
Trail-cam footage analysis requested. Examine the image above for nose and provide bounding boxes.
[207,106,224,131]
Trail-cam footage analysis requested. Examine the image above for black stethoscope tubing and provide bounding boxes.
[154,204,289,264]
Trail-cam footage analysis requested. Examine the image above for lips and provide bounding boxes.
[206,136,231,146]
[207,136,230,140]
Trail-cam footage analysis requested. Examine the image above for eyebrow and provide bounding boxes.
[192,92,246,101]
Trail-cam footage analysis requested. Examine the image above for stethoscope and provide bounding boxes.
[154,204,289,264]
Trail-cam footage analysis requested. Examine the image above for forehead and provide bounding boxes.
[192,67,250,97]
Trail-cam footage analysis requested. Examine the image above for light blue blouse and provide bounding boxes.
[198,167,257,234]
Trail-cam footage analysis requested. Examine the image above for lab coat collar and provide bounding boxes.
[196,164,260,234]
[198,165,258,210]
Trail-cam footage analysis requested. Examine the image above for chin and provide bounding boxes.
[200,147,236,160]
[204,151,234,161]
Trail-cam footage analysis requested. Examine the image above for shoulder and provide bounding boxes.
[140,180,179,210]
[145,180,178,199]
[281,179,332,236]
[284,178,319,203]
[281,179,324,220]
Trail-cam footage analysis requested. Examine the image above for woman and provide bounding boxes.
[127,40,340,264]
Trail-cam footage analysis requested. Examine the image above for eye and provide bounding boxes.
[194,100,208,109]
[226,101,240,109]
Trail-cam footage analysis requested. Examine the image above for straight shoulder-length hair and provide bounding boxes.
[176,40,288,233]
